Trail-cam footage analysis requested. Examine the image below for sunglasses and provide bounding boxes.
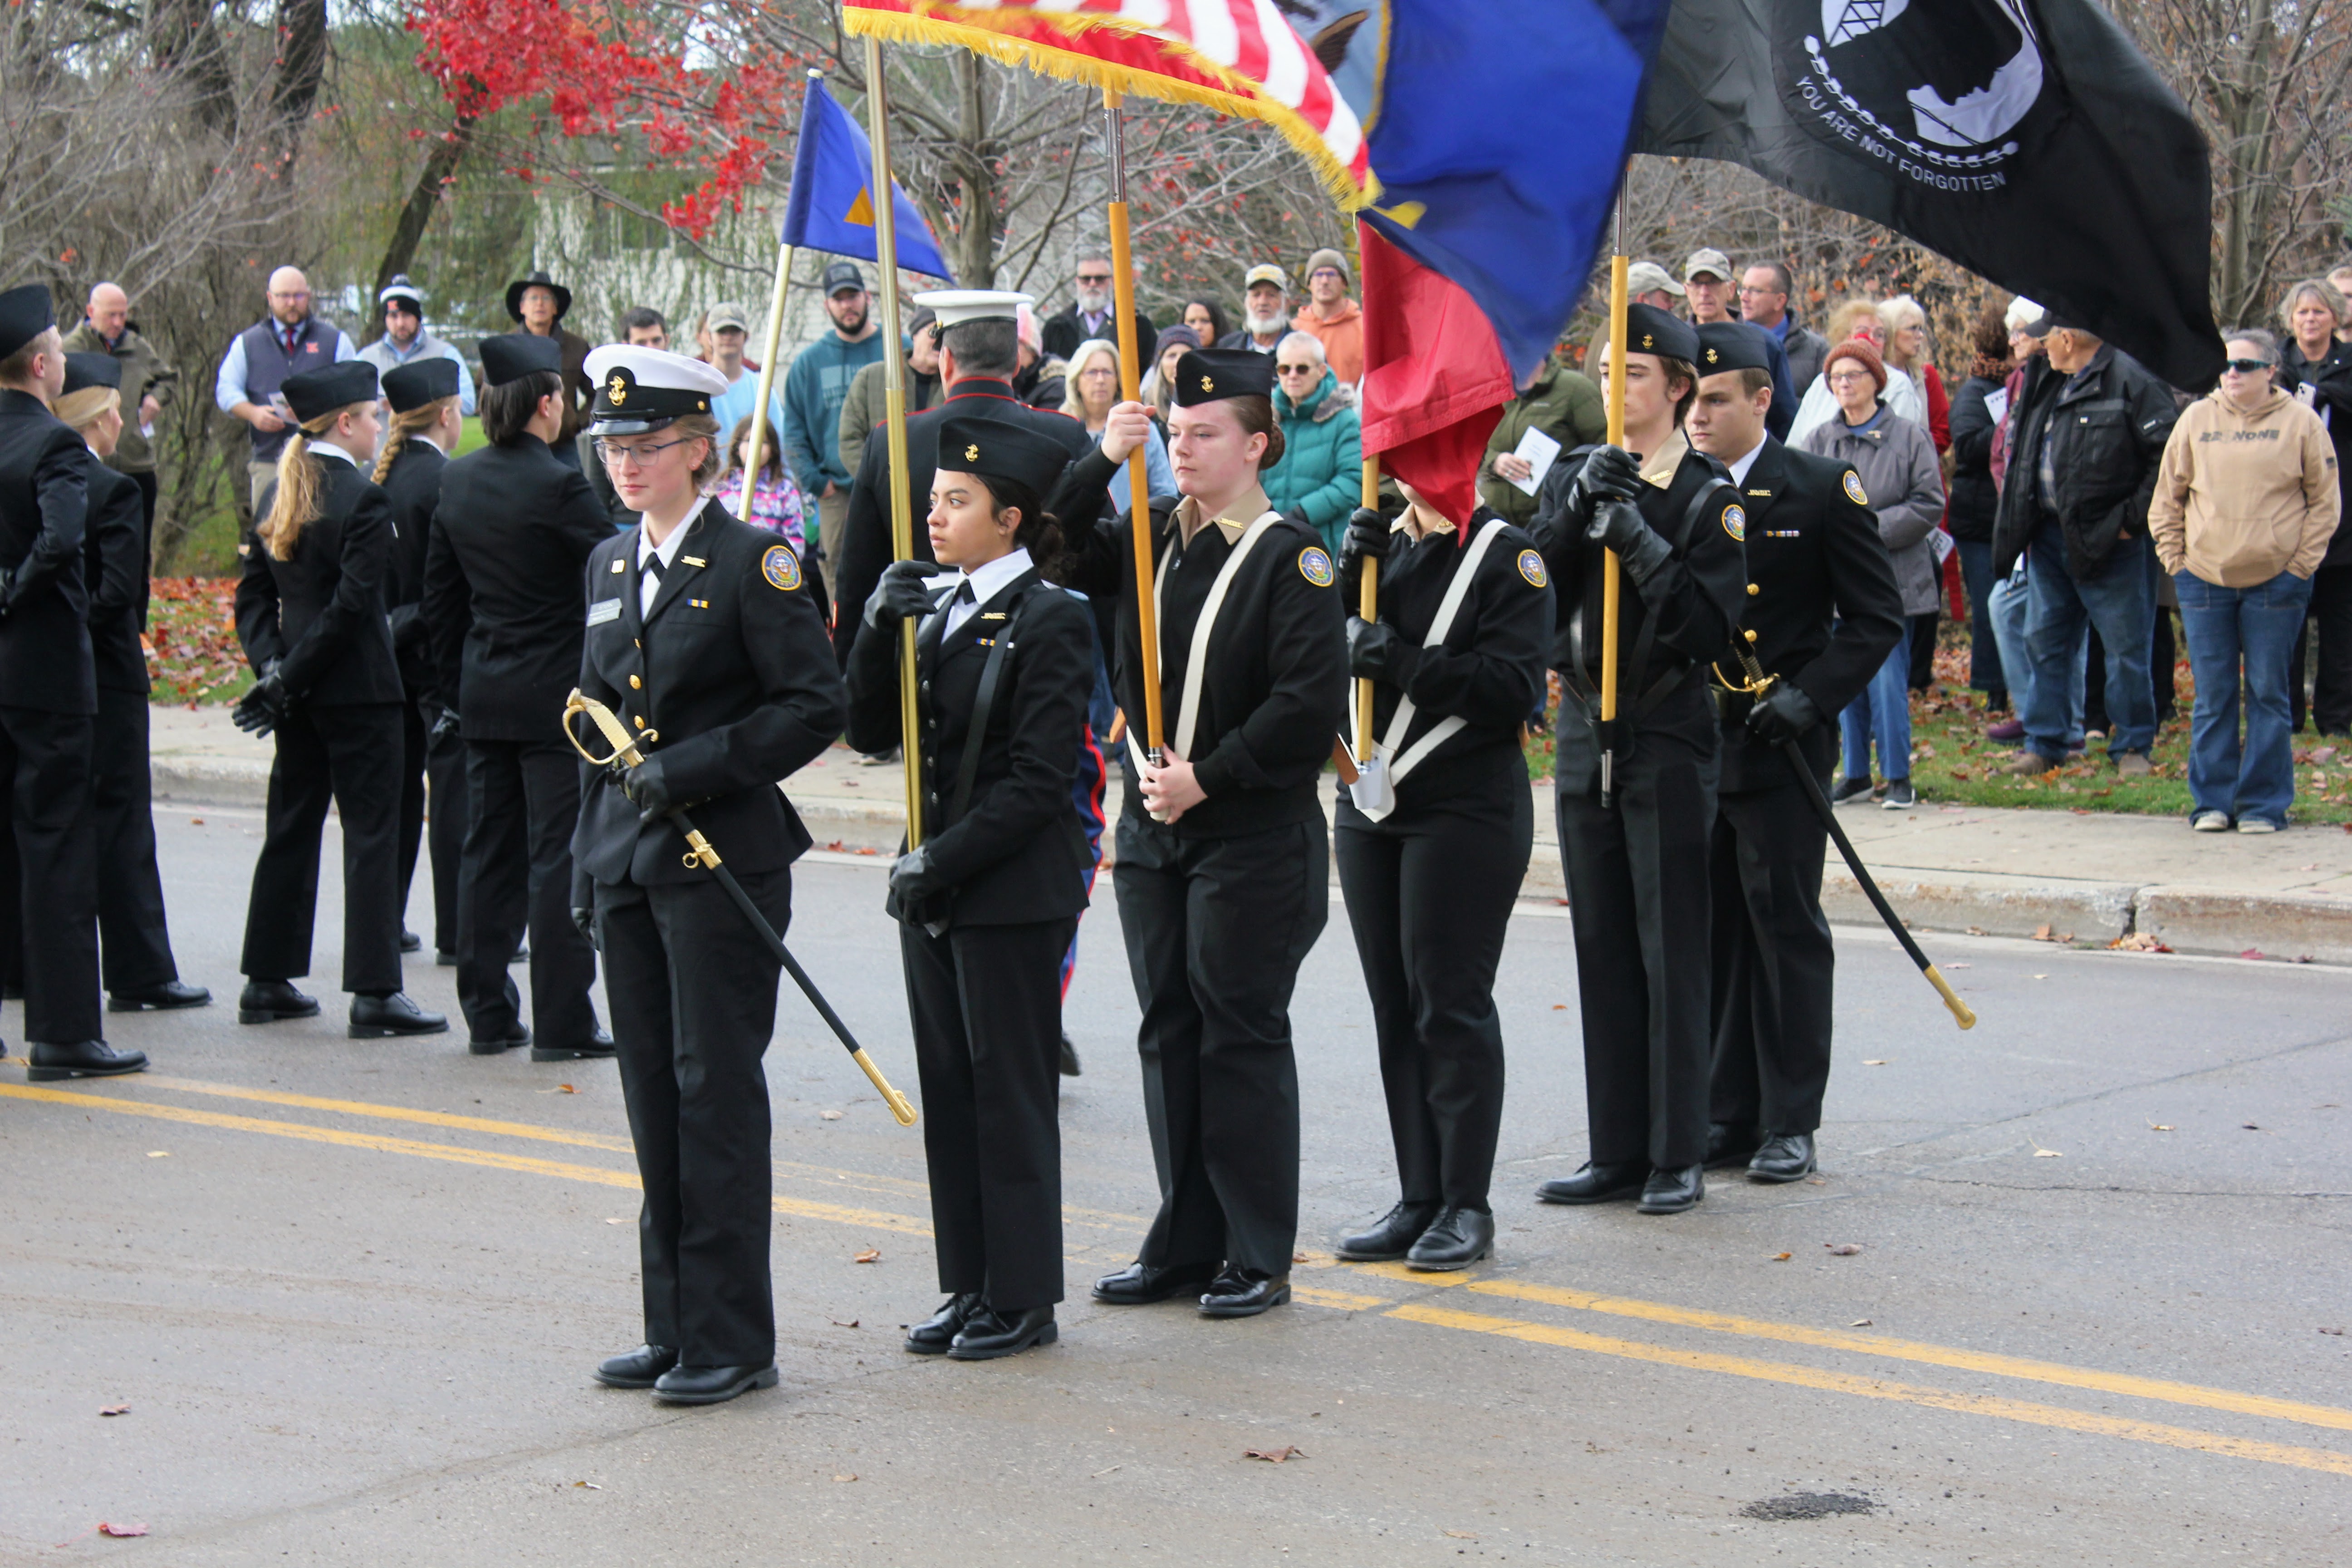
[2222,358,2274,374]
[1278,363,1317,374]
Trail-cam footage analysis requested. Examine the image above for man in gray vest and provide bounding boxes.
[213,266,356,514]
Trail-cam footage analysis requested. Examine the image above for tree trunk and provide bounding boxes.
[149,0,238,134]
[270,0,328,140]
[949,52,999,288]
[364,115,476,344]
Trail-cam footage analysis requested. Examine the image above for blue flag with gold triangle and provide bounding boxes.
[780,76,951,279]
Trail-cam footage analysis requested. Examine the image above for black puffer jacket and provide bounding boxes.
[1945,372,2005,542]
[1991,346,2179,580]
[2280,338,2352,570]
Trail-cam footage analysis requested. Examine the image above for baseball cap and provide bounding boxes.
[1244,263,1289,291]
[706,301,750,333]
[823,261,867,297]
[1682,248,1734,283]
[1624,261,1686,299]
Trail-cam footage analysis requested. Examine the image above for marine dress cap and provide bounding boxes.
[1616,302,1700,365]
[583,344,730,436]
[0,283,56,361]
[1694,322,1771,375]
[382,356,461,412]
[479,332,564,387]
[1171,347,1275,407]
[934,412,1073,502]
[281,361,380,423]
[62,351,122,395]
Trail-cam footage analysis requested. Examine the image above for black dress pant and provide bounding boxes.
[1556,725,1717,1171]
[455,739,596,1045]
[597,869,789,1367]
[396,699,426,934]
[422,701,466,953]
[1335,770,1529,1212]
[1113,813,1326,1276]
[239,701,405,994]
[93,686,178,992]
[0,705,100,1043]
[1708,774,1836,1139]
[903,916,1078,1312]
[2290,563,2352,735]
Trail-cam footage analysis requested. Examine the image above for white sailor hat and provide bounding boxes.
[584,344,730,435]
[911,289,1034,330]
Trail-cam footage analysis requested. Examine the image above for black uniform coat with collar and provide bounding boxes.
[1711,437,1905,794]
[570,499,845,893]
[843,565,1094,927]
[81,462,148,694]
[0,388,96,714]
[239,454,403,707]
[378,436,449,705]
[422,432,613,740]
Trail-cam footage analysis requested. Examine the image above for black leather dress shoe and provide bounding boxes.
[1747,1131,1818,1183]
[1705,1121,1763,1170]
[436,950,457,967]
[238,980,320,1024]
[949,1305,1058,1360]
[1637,1164,1705,1214]
[1058,1033,1081,1077]
[904,1292,982,1355]
[25,1039,148,1082]
[400,929,423,954]
[348,992,450,1039]
[592,1343,677,1388]
[651,1362,779,1405]
[1336,1200,1441,1262]
[1092,1259,1219,1306]
[470,1027,531,1056]
[108,980,212,1013]
[1406,1207,1494,1271]
[1199,1266,1289,1318]
[533,1029,616,1063]
[1534,1161,1646,1205]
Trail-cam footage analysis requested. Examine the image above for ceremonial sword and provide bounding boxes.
[562,690,919,1124]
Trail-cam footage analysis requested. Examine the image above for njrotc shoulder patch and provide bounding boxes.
[761,543,802,592]
[1297,545,1335,588]
[1843,470,1869,507]
[1517,548,1548,588]
[1722,502,1747,543]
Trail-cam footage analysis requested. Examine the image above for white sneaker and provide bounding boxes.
[2191,811,2230,832]
[2236,818,2280,834]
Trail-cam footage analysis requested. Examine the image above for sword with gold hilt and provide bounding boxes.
[1716,637,1977,1032]
[562,689,919,1124]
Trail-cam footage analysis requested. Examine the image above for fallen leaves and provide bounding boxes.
[571,1480,601,1490]
[829,1318,859,1329]
[98,1523,148,1539]
[1243,1446,1302,1464]
[2034,1148,2063,1158]
[2240,948,2269,961]
[1849,1318,1873,1327]
[820,1110,843,1121]
[1825,1243,1864,1256]
[98,1405,129,1417]
[2242,1122,2261,1131]
[604,1216,630,1225]
[2031,924,2074,944]
[146,1151,168,1158]
[853,1248,881,1264]
[1442,1529,1479,1540]
[189,817,204,826]
[2111,932,2173,952]
[557,1084,576,1094]
[2322,1327,2345,1336]
[1771,1252,1793,1261]
[2148,1122,2174,1132]
[1862,1058,1888,1066]
[833,1473,858,1483]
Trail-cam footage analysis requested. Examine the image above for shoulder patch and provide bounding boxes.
[1516,548,1548,588]
[760,543,803,593]
[1297,545,1335,588]
[1721,502,1746,543]
[1842,470,1869,507]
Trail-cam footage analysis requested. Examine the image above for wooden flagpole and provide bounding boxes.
[1356,454,1378,760]
[1102,87,1165,761]
[735,73,818,522]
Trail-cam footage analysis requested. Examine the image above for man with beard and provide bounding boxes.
[357,276,476,417]
[782,262,884,609]
[1041,246,1154,364]
[1218,265,1292,357]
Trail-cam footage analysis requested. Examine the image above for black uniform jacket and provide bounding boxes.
[1532,440,1747,790]
[82,462,148,695]
[571,498,846,892]
[830,377,1101,665]
[1712,437,1905,793]
[0,389,95,715]
[423,432,612,741]
[379,437,448,705]
[1060,468,1349,838]
[240,453,404,707]
[1345,511,1552,815]
[844,566,1095,926]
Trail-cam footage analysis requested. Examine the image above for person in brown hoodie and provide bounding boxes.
[2150,328,2342,831]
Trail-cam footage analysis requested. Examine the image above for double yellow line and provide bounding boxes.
[10,1072,2351,1477]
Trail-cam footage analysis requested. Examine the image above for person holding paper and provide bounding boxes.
[1478,350,1606,529]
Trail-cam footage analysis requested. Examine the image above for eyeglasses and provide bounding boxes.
[1826,369,1872,385]
[1078,366,1118,380]
[1277,363,1317,375]
[1736,284,1781,296]
[593,436,698,466]
[1076,272,1112,285]
[2222,358,2274,374]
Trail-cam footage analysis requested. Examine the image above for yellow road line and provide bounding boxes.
[1390,1302,2352,1479]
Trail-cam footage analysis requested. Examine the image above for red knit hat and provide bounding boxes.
[1822,336,1888,393]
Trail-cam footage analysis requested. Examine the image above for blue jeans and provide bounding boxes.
[1839,634,1912,783]
[2023,531,2157,760]
[2176,570,2312,826]
[1991,559,2085,747]
[1955,537,2005,702]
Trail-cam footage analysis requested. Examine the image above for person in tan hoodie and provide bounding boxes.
[2150,328,2342,831]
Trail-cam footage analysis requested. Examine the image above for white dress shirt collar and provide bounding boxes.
[1726,435,1769,488]
[942,546,1033,637]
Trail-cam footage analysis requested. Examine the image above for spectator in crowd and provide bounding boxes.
[580,308,673,523]
[216,265,357,513]
[2151,328,2341,831]
[358,276,476,418]
[1264,331,1363,552]
[1012,303,1068,410]
[2331,267,2352,335]
[1803,338,1945,808]
[1738,261,1829,390]
[1042,245,1153,362]
[63,280,176,535]
[1786,299,1922,445]
[1879,295,1950,689]
[617,306,668,352]
[1994,311,2180,778]
[716,414,808,555]
[1220,264,1291,355]
[782,260,884,599]
[838,304,941,478]
[1625,261,1685,311]
[706,299,792,451]
[1947,305,2014,718]
[1683,248,1796,439]
[1140,323,1201,436]
[1984,299,2088,750]
[1292,247,1364,384]
[1182,298,1230,349]
[504,270,591,467]
[1063,338,1173,505]
[1478,346,1605,529]
[2278,277,2352,736]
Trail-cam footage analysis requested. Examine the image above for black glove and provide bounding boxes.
[622,755,672,818]
[429,706,461,745]
[863,558,948,629]
[232,668,288,738]
[572,904,599,951]
[888,845,947,905]
[1337,506,1390,590]
[1345,616,1419,687]
[1746,682,1824,747]
[1586,499,1674,584]
[1562,444,1642,528]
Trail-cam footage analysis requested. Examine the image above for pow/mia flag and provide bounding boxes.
[1637,0,2222,390]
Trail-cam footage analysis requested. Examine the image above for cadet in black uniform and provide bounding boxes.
[1685,323,1904,1183]
[374,357,466,963]
[1530,304,1747,1215]
[846,413,1095,1361]
[233,359,447,1038]
[571,345,846,1406]
[423,334,611,1058]
[1331,480,1550,1271]
[1058,352,1349,1318]
[0,286,127,1078]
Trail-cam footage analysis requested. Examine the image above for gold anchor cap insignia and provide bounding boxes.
[1641,333,1654,349]
[1200,374,1214,392]
[606,374,627,404]
[965,443,979,461]
[1705,348,1719,363]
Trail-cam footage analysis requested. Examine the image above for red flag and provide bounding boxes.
[1357,224,1514,529]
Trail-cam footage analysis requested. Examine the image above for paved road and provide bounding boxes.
[5,806,2350,1564]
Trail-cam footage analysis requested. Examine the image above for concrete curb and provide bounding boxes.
[1823,867,2140,945]
[152,756,271,809]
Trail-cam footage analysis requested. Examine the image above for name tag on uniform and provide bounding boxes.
[587,598,621,627]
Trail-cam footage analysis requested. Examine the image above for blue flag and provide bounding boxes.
[781,77,952,280]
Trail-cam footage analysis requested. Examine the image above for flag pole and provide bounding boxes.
[735,71,819,522]
[862,34,925,846]
[1598,172,1629,809]
[1356,452,1379,760]
[1103,87,1165,762]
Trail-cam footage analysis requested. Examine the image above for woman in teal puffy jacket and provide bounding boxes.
[1264,332,1363,551]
